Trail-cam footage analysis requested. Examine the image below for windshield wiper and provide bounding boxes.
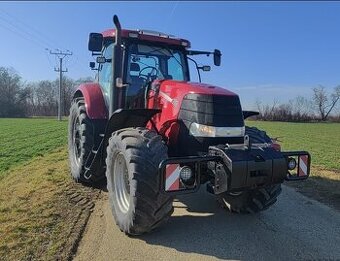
[142,45,184,69]
[162,47,184,69]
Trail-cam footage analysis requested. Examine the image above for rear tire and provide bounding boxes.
[219,126,282,213]
[106,127,173,235]
[68,98,94,183]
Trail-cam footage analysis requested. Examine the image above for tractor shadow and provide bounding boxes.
[139,187,268,260]
[82,179,108,192]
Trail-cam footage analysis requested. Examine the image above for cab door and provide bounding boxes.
[98,42,114,109]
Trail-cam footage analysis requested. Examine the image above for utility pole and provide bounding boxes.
[49,50,73,121]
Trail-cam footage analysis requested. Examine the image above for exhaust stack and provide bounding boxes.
[110,15,124,116]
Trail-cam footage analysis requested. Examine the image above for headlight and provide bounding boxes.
[287,157,297,170]
[189,123,245,137]
[179,166,193,182]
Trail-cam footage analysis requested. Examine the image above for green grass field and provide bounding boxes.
[247,121,340,171]
[0,118,339,259]
[0,118,68,178]
[0,119,339,175]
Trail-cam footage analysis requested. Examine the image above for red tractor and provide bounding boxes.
[68,15,311,235]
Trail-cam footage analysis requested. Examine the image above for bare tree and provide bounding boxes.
[0,67,26,117]
[255,98,279,121]
[61,76,95,116]
[288,96,314,121]
[313,85,340,121]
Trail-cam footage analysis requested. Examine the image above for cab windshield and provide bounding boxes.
[124,43,188,108]
[126,43,188,83]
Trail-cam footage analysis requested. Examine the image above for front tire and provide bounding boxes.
[219,126,282,213]
[106,127,173,235]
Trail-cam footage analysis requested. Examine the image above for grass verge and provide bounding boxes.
[0,147,103,261]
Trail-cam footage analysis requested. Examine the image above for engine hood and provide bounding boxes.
[155,80,239,117]
[151,80,244,156]
[157,80,238,100]
[150,79,243,126]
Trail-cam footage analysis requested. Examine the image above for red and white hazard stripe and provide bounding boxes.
[165,164,180,191]
[298,155,309,176]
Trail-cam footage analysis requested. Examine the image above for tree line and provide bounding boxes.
[0,66,93,118]
[1,66,339,121]
[255,85,340,122]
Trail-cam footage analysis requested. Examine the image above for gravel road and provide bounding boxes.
[74,185,340,261]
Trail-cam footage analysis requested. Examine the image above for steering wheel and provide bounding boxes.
[138,66,160,81]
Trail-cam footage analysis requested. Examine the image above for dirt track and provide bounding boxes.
[74,186,340,261]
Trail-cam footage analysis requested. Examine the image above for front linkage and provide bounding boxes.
[159,135,311,195]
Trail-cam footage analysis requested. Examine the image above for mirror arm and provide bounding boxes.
[187,56,201,83]
[187,50,213,56]
[91,51,102,56]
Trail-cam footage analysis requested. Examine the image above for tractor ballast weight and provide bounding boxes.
[69,14,311,235]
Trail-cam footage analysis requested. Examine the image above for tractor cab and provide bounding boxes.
[123,42,189,108]
[88,25,221,115]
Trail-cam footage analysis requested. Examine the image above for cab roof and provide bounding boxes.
[101,29,191,48]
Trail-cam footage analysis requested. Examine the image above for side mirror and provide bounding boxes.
[89,62,96,69]
[213,49,221,66]
[88,33,103,52]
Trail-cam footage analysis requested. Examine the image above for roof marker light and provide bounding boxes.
[128,32,139,38]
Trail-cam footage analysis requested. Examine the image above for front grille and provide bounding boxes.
[179,93,244,127]
[172,93,244,156]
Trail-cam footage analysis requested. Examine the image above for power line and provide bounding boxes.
[0,8,64,50]
[0,10,77,69]
[0,9,91,79]
[49,50,73,121]
[44,48,55,68]
[0,17,47,49]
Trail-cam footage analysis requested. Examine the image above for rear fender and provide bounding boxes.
[73,83,108,119]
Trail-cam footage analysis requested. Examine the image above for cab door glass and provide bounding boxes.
[167,53,185,81]
[98,43,113,107]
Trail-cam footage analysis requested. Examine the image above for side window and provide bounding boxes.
[98,43,113,107]
[167,52,185,81]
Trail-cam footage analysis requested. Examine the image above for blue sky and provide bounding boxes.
[1,1,340,109]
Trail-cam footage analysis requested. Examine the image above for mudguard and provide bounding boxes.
[73,83,108,119]
[84,108,161,180]
[243,111,259,120]
[104,108,161,138]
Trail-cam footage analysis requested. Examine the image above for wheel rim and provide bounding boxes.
[113,152,130,213]
[73,117,81,165]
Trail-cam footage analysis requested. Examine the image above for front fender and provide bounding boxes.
[104,108,161,138]
[84,108,161,179]
[73,83,108,119]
